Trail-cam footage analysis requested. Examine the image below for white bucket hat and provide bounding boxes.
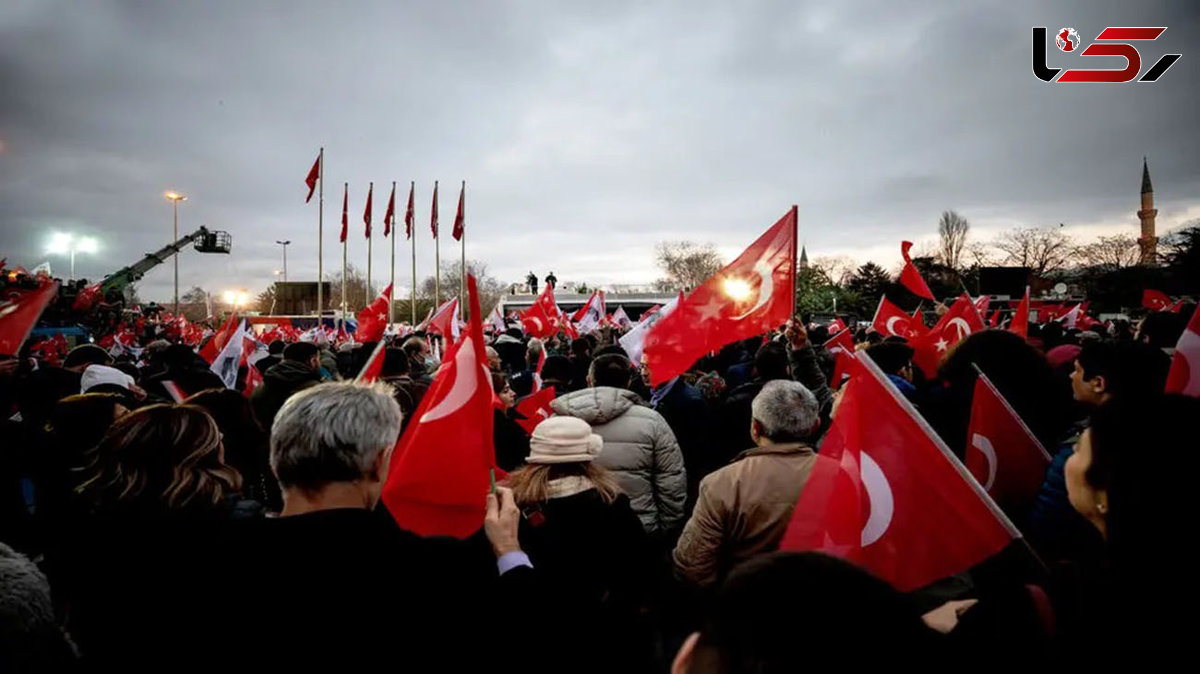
[80,364,136,394]
[527,417,603,464]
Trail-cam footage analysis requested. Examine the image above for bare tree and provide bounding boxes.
[937,210,970,270]
[1074,234,1141,269]
[179,286,212,322]
[992,226,1077,276]
[964,241,997,268]
[328,265,377,314]
[418,260,503,318]
[654,241,724,292]
[812,255,857,287]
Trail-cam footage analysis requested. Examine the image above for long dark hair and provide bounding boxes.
[75,404,242,515]
[186,388,278,510]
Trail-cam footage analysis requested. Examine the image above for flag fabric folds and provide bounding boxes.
[356,284,393,343]
[340,183,349,243]
[899,241,935,301]
[304,153,320,203]
[383,183,396,238]
[363,183,373,239]
[430,182,439,238]
[452,182,465,241]
[643,208,797,386]
[965,372,1053,510]
[1165,303,1200,397]
[0,278,58,356]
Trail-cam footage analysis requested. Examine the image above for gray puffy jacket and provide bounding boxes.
[551,387,687,535]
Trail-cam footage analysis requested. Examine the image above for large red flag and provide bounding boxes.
[644,207,797,386]
[339,183,349,243]
[515,386,557,435]
[824,328,856,389]
[304,153,320,203]
[383,183,396,238]
[909,294,985,378]
[198,312,240,365]
[430,181,439,238]
[965,372,1052,510]
[899,241,935,301]
[1008,287,1030,339]
[871,296,915,338]
[1143,289,1171,312]
[780,354,1019,591]
[356,284,393,343]
[1165,303,1200,397]
[452,181,465,241]
[383,275,495,538]
[0,278,58,356]
[363,182,373,239]
[427,298,461,341]
[520,296,558,340]
[405,182,415,240]
[356,339,387,384]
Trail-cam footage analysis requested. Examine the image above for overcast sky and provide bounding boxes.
[1,0,1197,302]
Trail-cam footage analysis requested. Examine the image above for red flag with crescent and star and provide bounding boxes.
[643,207,797,386]
[780,353,1018,591]
[908,294,985,379]
[515,386,557,435]
[0,277,59,356]
[965,371,1052,512]
[871,296,917,338]
[383,274,496,538]
[1165,303,1200,397]
[356,339,387,384]
[355,283,393,343]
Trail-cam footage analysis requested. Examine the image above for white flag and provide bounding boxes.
[619,294,682,365]
[209,320,247,389]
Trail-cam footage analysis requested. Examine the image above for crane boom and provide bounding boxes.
[100,226,231,294]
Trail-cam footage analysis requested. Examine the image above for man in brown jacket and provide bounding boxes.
[673,379,821,587]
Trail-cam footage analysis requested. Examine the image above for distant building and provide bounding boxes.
[1138,157,1159,264]
[799,245,809,270]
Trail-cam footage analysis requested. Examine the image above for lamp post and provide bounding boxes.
[46,233,99,281]
[275,240,291,282]
[165,191,187,314]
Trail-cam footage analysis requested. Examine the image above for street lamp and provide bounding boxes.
[46,232,100,281]
[165,191,187,314]
[275,240,291,282]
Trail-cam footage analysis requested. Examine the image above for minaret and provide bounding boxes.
[799,244,809,270]
[1138,157,1158,265]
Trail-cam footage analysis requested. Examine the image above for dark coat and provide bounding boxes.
[494,408,532,472]
[142,366,226,400]
[249,360,321,429]
[652,379,715,508]
[493,334,526,374]
[1028,439,1105,564]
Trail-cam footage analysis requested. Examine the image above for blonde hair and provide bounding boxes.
[76,404,242,513]
[506,462,621,506]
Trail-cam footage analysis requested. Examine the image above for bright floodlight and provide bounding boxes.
[237,291,250,306]
[165,191,187,202]
[723,277,753,301]
[222,290,237,304]
[77,237,99,254]
[46,232,73,255]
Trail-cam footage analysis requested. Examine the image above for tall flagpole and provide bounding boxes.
[342,182,348,331]
[434,180,441,307]
[389,180,396,327]
[410,181,417,326]
[460,180,466,317]
[317,147,324,327]
[791,204,799,315]
[366,181,373,308]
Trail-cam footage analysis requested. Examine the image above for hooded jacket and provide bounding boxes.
[551,387,686,535]
[250,360,321,429]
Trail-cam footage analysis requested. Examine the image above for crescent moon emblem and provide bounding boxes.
[1176,330,1200,396]
[885,316,907,336]
[860,451,894,547]
[732,260,775,320]
[970,433,998,491]
[421,336,478,423]
[948,317,972,340]
[526,316,544,333]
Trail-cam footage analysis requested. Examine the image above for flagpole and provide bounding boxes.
[390,181,396,327]
[366,181,373,309]
[460,180,466,318]
[317,148,324,329]
[434,180,441,307]
[342,181,348,332]
[791,204,799,316]
[410,181,417,326]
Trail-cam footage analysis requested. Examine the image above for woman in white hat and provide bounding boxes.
[504,416,652,669]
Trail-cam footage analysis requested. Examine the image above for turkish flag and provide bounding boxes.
[1008,288,1030,339]
[430,181,439,239]
[780,354,1018,591]
[356,339,388,384]
[1165,303,1200,397]
[383,183,396,238]
[965,373,1053,511]
[1143,289,1171,312]
[909,294,985,378]
[1168,299,1186,314]
[452,181,465,241]
[974,295,991,317]
[339,183,349,243]
[988,308,1002,328]
[405,182,416,240]
[871,296,915,338]
[356,283,393,343]
[515,386,557,435]
[0,278,59,356]
[520,299,557,340]
[644,207,797,386]
[304,153,320,203]
[532,346,548,392]
[363,183,374,239]
[427,298,461,342]
[899,241,935,301]
[199,312,240,365]
[383,274,496,538]
[824,328,856,389]
[72,283,103,312]
[829,317,847,333]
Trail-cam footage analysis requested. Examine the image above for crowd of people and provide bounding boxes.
[0,286,1196,671]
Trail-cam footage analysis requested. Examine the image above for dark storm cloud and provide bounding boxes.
[1,0,1196,299]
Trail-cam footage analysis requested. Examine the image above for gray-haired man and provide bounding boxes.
[673,379,822,587]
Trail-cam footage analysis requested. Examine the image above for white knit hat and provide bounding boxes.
[527,417,603,464]
[80,364,135,394]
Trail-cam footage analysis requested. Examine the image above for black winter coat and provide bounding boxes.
[249,360,321,429]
